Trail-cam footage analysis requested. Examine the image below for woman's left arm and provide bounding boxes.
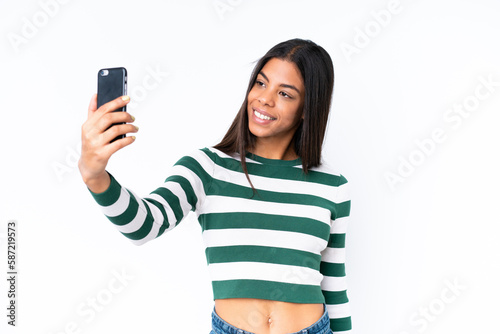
[320,174,352,333]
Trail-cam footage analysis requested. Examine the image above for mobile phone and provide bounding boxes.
[97,67,127,143]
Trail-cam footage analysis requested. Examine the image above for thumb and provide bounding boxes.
[87,93,98,118]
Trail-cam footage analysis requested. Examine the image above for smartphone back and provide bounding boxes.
[97,67,127,110]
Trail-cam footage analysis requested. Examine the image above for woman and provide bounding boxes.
[78,38,352,334]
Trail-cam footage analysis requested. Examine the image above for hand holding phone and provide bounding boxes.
[77,68,138,193]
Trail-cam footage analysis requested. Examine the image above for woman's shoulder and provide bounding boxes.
[308,159,349,186]
[177,147,240,168]
[190,147,239,165]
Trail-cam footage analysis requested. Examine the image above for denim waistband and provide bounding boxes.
[211,303,331,334]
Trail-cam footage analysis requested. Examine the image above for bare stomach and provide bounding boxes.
[214,298,324,334]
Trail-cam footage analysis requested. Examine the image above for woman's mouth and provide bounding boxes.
[253,108,277,121]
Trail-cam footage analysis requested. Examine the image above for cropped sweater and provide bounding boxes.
[88,147,352,333]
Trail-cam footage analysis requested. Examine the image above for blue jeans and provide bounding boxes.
[210,303,332,334]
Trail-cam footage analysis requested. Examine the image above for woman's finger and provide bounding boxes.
[96,95,130,116]
[93,111,135,134]
[101,135,137,158]
[87,93,98,118]
[101,123,139,145]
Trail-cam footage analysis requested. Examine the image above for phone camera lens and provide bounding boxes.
[100,69,109,76]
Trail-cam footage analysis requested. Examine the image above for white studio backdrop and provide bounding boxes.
[0,0,499,333]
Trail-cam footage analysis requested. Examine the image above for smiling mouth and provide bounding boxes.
[253,108,277,121]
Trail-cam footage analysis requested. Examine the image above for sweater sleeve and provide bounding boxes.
[87,148,214,246]
[320,174,352,333]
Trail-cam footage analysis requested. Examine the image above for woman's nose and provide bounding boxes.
[258,89,274,107]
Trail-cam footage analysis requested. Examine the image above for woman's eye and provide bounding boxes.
[280,91,291,98]
[256,80,264,86]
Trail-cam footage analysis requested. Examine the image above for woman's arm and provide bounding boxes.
[320,174,352,333]
[78,94,215,245]
[85,149,215,246]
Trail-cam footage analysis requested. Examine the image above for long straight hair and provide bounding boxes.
[214,38,335,189]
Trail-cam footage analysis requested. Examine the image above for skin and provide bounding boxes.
[215,299,324,333]
[79,58,324,333]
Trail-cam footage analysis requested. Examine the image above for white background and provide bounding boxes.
[1,0,499,333]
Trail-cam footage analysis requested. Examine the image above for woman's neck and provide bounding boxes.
[248,139,298,160]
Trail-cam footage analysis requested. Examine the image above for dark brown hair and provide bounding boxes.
[214,38,335,189]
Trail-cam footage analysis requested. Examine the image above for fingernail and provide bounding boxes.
[134,125,139,131]
[122,95,130,101]
[131,136,136,140]
[131,115,135,122]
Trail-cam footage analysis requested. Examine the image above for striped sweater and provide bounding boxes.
[88,147,352,332]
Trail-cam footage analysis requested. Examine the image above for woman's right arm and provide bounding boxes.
[78,94,137,193]
[79,94,215,246]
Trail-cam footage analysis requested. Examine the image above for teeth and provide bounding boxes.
[254,109,275,120]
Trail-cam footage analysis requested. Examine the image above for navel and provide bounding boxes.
[267,313,274,327]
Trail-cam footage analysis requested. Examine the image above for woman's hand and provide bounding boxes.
[78,94,138,193]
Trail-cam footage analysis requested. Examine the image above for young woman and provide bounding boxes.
[78,38,352,334]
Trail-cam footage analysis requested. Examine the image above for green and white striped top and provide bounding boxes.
[88,147,352,332]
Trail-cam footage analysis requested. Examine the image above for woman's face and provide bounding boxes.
[247,58,305,149]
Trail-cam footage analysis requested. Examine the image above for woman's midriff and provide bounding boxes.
[214,298,324,334]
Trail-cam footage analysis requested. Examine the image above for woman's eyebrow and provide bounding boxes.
[259,71,301,95]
